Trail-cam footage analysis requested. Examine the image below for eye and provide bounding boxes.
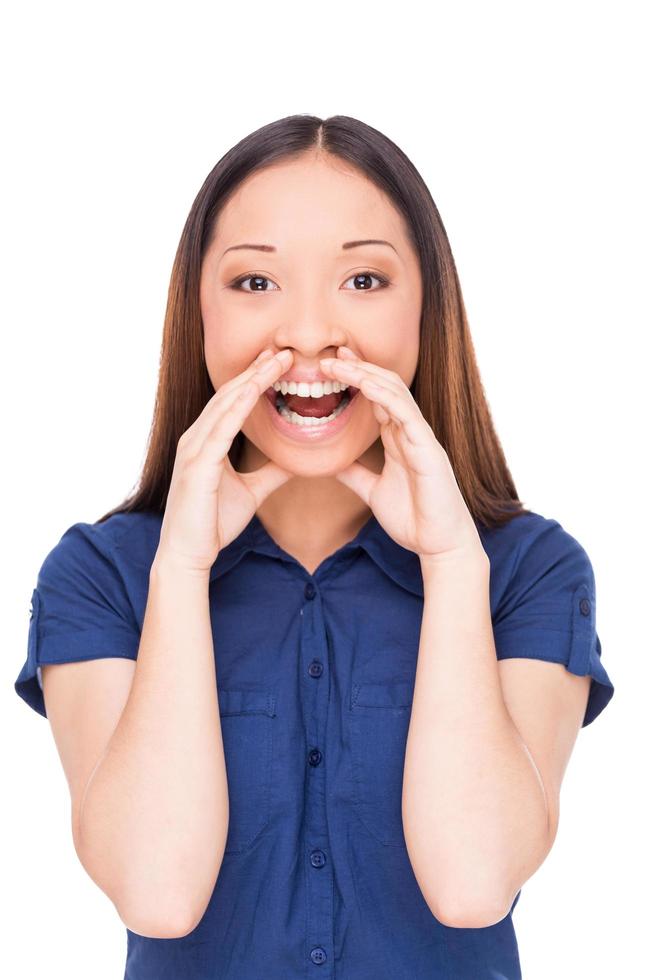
[230,273,280,293]
[228,270,391,293]
[342,271,391,291]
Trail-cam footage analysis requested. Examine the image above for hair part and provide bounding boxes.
[97,113,529,530]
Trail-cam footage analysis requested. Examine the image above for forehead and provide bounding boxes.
[211,156,409,251]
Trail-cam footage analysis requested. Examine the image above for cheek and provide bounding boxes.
[360,328,419,387]
[391,315,420,384]
[204,329,264,391]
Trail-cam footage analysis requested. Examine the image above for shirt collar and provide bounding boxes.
[209,511,427,597]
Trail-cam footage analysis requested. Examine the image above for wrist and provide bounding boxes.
[418,543,489,577]
[150,550,213,584]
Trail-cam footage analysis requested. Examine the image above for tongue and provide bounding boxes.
[284,389,345,417]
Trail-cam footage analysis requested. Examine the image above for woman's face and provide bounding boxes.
[199,152,423,477]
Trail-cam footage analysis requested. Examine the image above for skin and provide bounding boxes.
[199,150,423,570]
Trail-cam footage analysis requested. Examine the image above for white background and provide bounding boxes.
[2,1,650,977]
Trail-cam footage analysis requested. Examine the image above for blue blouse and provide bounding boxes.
[15,507,615,979]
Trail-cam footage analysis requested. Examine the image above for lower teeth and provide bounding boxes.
[275,391,351,426]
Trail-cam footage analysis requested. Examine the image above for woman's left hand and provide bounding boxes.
[319,346,485,563]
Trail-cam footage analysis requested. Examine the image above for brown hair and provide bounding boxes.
[97,113,528,530]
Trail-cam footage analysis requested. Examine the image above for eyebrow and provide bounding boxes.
[220,239,398,259]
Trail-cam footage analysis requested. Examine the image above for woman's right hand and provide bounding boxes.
[155,347,295,576]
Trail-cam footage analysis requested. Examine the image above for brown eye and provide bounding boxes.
[231,274,279,293]
[343,272,390,291]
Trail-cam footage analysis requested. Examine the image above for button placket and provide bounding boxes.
[300,579,334,974]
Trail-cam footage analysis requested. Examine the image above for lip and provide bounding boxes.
[261,385,361,443]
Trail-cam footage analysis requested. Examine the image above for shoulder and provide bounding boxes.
[97,510,164,572]
[38,509,163,587]
[478,508,592,566]
[477,509,595,598]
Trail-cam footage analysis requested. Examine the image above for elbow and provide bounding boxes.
[117,897,203,940]
[73,818,221,941]
[73,840,199,939]
[404,840,513,929]
[430,890,513,930]
[76,851,222,942]
[114,861,223,940]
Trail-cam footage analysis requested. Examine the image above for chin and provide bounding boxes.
[263,444,363,479]
[244,429,379,480]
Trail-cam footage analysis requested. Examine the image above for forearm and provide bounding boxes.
[77,555,228,937]
[402,548,550,928]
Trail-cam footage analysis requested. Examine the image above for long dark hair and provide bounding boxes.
[97,113,528,530]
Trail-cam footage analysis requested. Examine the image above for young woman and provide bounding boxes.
[15,114,615,979]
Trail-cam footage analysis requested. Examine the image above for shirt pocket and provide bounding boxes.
[218,687,277,854]
[348,679,413,846]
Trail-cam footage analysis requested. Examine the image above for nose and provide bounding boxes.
[270,334,346,368]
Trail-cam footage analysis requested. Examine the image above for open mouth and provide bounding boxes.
[265,384,359,425]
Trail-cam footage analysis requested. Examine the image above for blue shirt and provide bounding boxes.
[15,507,615,979]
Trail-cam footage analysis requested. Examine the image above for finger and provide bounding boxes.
[356,375,426,447]
[331,459,378,504]
[319,358,410,417]
[194,374,270,463]
[320,351,408,391]
[185,349,293,452]
[213,346,277,402]
[239,459,294,508]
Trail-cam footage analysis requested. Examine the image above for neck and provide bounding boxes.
[238,437,384,559]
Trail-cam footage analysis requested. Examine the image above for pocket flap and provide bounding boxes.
[351,680,413,709]
[218,688,277,717]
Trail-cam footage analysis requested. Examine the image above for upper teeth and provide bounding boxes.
[272,380,349,397]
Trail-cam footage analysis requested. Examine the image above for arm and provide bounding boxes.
[401,548,552,930]
[76,556,229,939]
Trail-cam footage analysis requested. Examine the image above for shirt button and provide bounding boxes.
[579,598,591,616]
[308,660,324,678]
[304,582,316,600]
[310,947,327,965]
[308,748,322,766]
[310,849,327,868]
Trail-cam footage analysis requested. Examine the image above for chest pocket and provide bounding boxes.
[218,688,277,854]
[349,679,414,846]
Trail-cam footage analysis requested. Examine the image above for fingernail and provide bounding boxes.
[256,349,274,362]
[338,345,357,358]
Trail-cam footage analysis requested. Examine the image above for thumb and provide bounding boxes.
[241,461,294,508]
[333,460,378,505]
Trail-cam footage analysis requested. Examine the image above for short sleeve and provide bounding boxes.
[14,522,141,719]
[492,519,615,728]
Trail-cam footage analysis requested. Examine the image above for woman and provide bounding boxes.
[15,114,615,979]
